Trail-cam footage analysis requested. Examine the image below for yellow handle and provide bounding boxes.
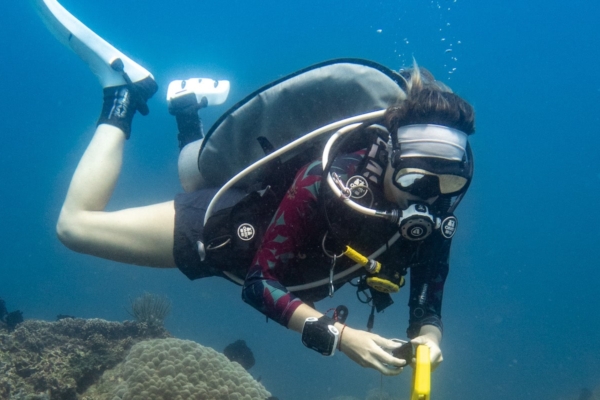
[411,345,431,400]
[343,246,381,273]
[343,246,369,265]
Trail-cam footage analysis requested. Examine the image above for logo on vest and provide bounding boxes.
[410,226,425,238]
[348,175,369,198]
[237,223,255,241]
[441,216,458,239]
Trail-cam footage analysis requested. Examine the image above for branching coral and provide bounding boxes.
[0,319,169,399]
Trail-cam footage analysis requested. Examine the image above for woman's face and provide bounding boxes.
[382,162,439,208]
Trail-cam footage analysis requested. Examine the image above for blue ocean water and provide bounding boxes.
[1,0,599,399]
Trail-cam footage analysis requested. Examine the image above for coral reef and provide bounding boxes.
[0,298,6,320]
[84,338,271,400]
[0,297,24,331]
[555,384,600,400]
[0,319,169,399]
[575,386,600,400]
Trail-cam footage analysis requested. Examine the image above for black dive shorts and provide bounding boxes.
[173,188,245,280]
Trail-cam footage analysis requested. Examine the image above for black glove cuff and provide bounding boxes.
[97,86,136,138]
[175,112,203,150]
[96,76,158,139]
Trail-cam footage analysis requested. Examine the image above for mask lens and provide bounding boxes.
[396,173,426,189]
[394,171,440,198]
[394,169,468,196]
[438,174,468,194]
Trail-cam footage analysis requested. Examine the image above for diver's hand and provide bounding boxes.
[411,327,443,370]
[337,325,405,375]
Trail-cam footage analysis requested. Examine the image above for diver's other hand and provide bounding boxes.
[338,326,405,375]
[411,333,443,370]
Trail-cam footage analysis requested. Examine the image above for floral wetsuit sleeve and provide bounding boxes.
[241,161,321,326]
[242,154,362,327]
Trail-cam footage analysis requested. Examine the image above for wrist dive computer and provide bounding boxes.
[301,316,340,356]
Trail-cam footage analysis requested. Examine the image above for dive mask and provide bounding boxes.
[391,124,472,200]
[392,160,470,199]
[389,124,472,241]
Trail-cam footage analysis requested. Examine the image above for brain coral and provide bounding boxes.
[104,338,271,400]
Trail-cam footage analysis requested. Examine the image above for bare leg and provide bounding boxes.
[57,124,176,268]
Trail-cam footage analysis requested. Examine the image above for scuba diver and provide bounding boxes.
[39,0,475,376]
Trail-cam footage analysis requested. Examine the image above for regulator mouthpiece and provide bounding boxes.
[398,203,437,241]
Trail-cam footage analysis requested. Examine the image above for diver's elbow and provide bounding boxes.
[56,210,83,251]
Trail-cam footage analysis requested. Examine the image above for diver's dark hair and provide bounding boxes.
[385,60,475,135]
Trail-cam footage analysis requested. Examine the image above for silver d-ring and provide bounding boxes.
[321,232,345,258]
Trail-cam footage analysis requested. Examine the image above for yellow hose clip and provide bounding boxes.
[410,345,431,400]
[366,276,401,293]
[343,246,381,274]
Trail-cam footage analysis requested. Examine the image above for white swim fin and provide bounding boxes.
[35,0,153,88]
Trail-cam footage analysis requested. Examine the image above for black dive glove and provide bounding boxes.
[96,75,158,139]
[173,111,204,150]
[168,91,207,150]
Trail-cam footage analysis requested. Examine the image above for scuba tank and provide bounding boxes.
[174,59,408,193]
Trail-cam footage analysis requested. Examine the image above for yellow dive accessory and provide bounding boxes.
[343,246,381,273]
[366,276,402,293]
[411,345,431,400]
[342,245,404,293]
